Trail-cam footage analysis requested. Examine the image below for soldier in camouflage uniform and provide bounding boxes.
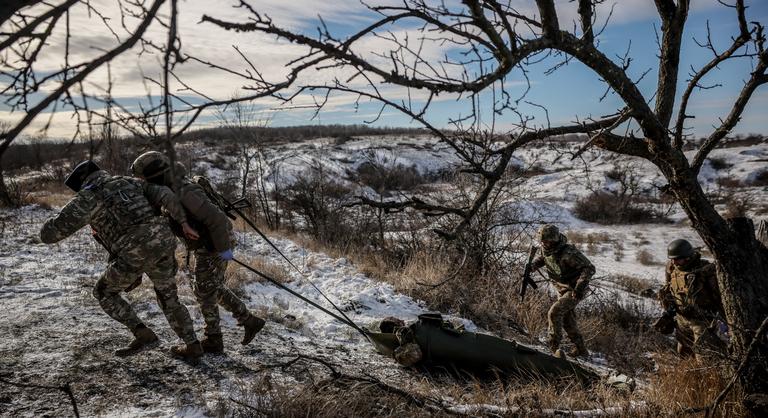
[530,224,595,358]
[655,239,725,361]
[131,152,265,354]
[40,161,204,359]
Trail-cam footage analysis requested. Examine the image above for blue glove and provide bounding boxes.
[219,249,234,261]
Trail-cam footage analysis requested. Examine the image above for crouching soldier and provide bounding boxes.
[40,161,204,359]
[654,239,725,362]
[530,224,595,358]
[131,152,265,353]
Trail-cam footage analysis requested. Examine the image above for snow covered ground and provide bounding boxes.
[2,135,766,416]
[0,204,471,417]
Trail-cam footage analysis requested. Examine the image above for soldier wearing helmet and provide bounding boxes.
[41,160,203,359]
[656,239,725,361]
[132,151,265,354]
[530,224,595,358]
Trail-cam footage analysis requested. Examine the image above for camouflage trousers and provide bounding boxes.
[675,315,725,362]
[93,227,197,344]
[547,291,585,350]
[192,249,250,336]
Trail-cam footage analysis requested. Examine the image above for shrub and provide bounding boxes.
[707,156,732,170]
[636,248,661,266]
[750,169,768,186]
[573,191,665,224]
[351,161,430,195]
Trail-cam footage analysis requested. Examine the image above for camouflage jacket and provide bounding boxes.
[659,253,724,320]
[40,171,187,254]
[532,235,595,294]
[167,174,233,253]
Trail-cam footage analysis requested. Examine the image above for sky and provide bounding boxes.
[1,0,767,141]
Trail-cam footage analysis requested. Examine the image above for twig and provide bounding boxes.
[0,376,80,418]
[706,315,768,418]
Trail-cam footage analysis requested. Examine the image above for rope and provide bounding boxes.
[224,199,364,336]
[232,257,370,341]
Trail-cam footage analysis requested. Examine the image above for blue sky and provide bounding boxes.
[1,0,766,139]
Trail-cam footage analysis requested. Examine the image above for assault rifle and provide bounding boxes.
[519,245,539,301]
[194,176,251,220]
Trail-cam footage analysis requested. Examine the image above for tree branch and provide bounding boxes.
[0,0,166,157]
[673,0,751,148]
[691,46,768,173]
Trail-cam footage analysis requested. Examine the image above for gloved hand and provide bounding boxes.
[182,222,200,241]
[219,249,234,261]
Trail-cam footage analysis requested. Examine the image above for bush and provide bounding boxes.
[750,169,768,186]
[636,248,661,266]
[573,191,665,224]
[352,162,429,194]
[707,156,732,170]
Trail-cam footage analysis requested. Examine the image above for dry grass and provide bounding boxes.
[230,225,747,417]
[635,249,661,266]
[644,355,746,417]
[216,353,743,418]
[609,274,655,296]
[226,254,292,293]
[28,181,73,208]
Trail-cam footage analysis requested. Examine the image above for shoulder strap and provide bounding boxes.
[193,176,236,220]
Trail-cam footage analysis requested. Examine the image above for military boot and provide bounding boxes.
[201,334,224,354]
[170,341,204,361]
[545,335,559,354]
[241,315,266,345]
[569,337,589,358]
[115,325,158,357]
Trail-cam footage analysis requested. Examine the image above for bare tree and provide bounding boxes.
[0,1,303,205]
[199,0,768,403]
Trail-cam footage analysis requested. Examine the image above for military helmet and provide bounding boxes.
[131,151,170,179]
[538,224,560,242]
[667,239,694,259]
[64,160,100,192]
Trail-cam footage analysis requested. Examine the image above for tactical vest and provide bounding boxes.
[543,246,580,286]
[668,260,719,318]
[89,176,156,247]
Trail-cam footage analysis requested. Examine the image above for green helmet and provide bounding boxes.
[131,151,170,179]
[538,224,560,242]
[667,239,694,259]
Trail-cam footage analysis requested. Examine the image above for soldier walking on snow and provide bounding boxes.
[529,224,595,358]
[131,151,265,354]
[40,160,205,359]
[654,239,726,362]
